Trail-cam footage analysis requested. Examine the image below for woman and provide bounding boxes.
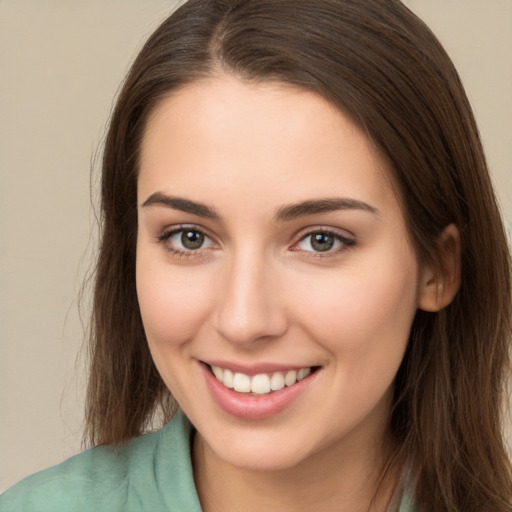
[1,0,511,510]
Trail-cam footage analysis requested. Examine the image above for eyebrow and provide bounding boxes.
[141,192,220,219]
[275,198,378,222]
[141,192,378,221]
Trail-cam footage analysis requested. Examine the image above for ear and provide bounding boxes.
[418,224,461,312]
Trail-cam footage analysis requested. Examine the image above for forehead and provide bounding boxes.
[138,75,398,216]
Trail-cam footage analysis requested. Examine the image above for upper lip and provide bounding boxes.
[201,359,317,376]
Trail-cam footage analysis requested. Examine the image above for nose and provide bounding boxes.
[213,249,288,347]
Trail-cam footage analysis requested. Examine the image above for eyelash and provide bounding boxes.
[156,226,355,259]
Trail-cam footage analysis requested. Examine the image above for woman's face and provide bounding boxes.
[136,75,424,472]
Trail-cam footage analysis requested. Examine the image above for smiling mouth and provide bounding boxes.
[208,364,319,395]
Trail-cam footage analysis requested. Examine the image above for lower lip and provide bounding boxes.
[200,363,319,420]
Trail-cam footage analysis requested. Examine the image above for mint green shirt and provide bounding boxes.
[0,411,416,511]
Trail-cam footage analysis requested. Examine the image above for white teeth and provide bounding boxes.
[233,372,251,392]
[212,366,223,380]
[270,372,285,391]
[297,368,311,381]
[284,370,297,386]
[210,365,312,395]
[251,374,271,394]
[223,369,234,388]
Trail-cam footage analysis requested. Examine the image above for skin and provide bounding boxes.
[136,75,458,511]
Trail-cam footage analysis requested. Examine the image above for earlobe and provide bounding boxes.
[418,224,461,312]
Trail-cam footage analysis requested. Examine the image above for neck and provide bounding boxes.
[193,422,400,512]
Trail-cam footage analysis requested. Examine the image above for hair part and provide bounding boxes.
[85,1,512,510]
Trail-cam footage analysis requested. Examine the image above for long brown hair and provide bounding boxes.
[85,1,512,510]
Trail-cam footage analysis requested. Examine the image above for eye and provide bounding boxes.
[159,227,216,254]
[295,230,354,254]
[174,229,207,250]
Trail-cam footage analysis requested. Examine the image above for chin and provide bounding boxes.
[196,421,327,474]
[217,442,313,473]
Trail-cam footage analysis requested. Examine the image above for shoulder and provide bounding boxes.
[0,411,202,512]
[0,444,125,512]
[395,468,419,512]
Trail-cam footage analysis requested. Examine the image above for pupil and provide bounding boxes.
[181,230,204,250]
[311,233,334,252]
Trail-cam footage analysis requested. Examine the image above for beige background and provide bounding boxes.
[1,0,511,492]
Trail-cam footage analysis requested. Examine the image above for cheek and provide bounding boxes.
[291,250,419,356]
[136,256,214,346]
